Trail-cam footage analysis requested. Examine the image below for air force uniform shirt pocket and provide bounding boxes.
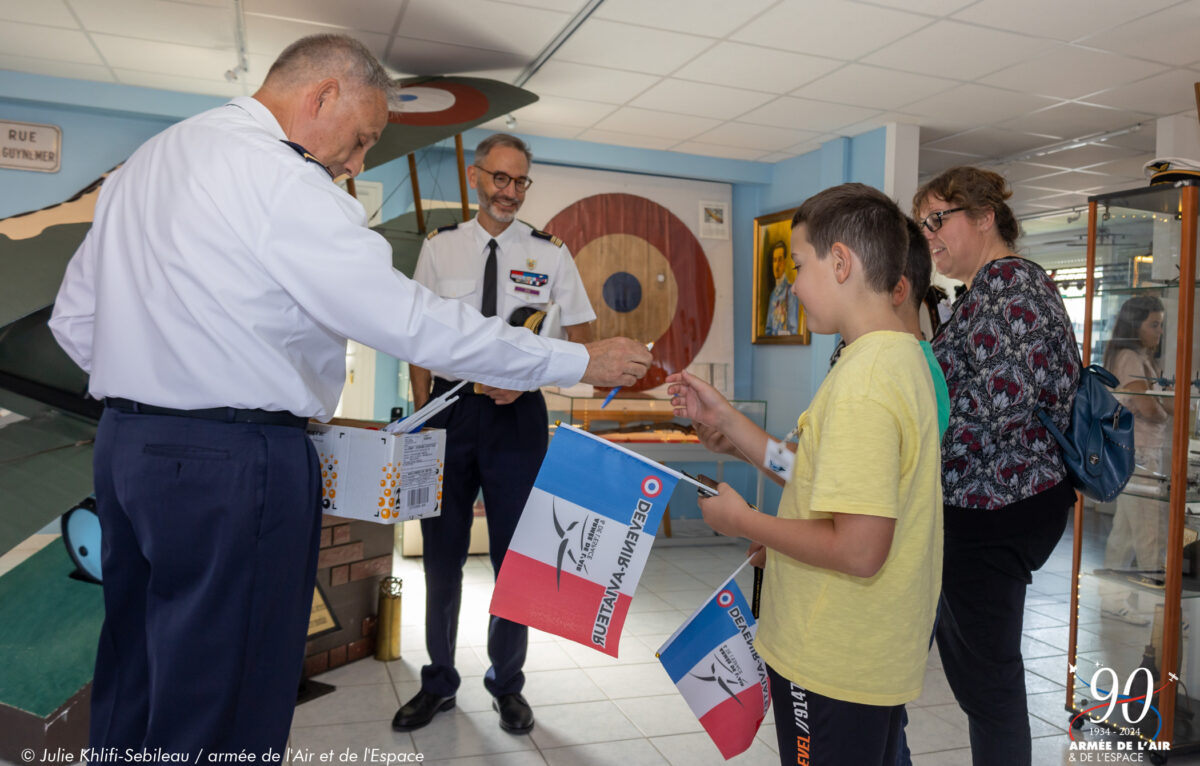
[437,278,477,300]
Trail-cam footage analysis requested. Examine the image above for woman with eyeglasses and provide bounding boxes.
[913,166,1081,766]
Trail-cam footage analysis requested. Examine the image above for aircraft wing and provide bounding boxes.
[366,76,538,172]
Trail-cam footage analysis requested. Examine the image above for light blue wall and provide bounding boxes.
[1,69,890,520]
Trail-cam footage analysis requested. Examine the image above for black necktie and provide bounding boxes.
[482,239,498,318]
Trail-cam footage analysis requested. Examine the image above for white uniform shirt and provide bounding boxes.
[49,96,588,420]
[412,217,596,381]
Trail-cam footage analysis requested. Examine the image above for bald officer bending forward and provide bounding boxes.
[49,33,650,757]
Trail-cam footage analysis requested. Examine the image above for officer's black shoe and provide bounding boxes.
[492,692,535,734]
[391,690,455,732]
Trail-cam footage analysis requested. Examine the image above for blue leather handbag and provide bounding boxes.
[1036,364,1135,503]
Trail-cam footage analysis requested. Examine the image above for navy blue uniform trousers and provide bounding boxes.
[90,408,322,754]
[419,381,547,698]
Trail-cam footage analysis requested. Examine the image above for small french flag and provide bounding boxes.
[490,425,677,656]
[657,561,770,760]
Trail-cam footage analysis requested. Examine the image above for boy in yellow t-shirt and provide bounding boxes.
[667,183,942,766]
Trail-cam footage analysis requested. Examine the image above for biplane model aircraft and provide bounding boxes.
[0,75,538,560]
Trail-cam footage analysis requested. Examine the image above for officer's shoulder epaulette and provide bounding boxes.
[530,228,564,248]
[426,223,459,240]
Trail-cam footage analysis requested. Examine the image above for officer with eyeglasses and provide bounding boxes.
[395,133,596,736]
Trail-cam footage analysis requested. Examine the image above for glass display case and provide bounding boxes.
[1065,181,1200,759]
[544,392,767,443]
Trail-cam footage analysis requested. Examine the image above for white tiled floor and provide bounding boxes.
[9,528,1200,764]
[288,531,1200,765]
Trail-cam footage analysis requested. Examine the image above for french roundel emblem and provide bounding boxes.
[717,590,734,608]
[387,81,489,126]
[641,476,663,498]
[545,193,715,391]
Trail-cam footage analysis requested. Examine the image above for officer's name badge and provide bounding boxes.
[509,270,548,287]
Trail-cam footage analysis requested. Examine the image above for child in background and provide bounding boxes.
[667,183,943,765]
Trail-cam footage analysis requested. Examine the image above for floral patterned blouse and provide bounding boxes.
[932,257,1081,509]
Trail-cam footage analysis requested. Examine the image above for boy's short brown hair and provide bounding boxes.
[791,183,908,294]
[903,216,931,310]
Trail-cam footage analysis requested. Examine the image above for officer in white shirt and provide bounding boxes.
[395,134,594,736]
[48,35,650,756]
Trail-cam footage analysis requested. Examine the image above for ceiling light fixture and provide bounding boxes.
[505,115,518,130]
[512,0,605,88]
[224,0,249,82]
[985,123,1145,168]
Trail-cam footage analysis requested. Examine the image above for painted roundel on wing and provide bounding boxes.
[387,82,489,126]
[545,193,715,391]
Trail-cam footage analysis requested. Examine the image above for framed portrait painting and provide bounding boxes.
[752,208,810,345]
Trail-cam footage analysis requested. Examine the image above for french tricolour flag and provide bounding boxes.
[490,425,678,656]
[657,561,770,760]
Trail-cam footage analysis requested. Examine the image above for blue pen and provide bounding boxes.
[600,341,653,409]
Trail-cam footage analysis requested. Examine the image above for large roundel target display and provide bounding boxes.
[387,81,489,126]
[545,193,715,391]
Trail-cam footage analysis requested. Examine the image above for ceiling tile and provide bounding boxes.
[1004,184,1066,204]
[386,36,528,76]
[986,161,1074,184]
[902,84,1060,133]
[980,46,1168,101]
[839,111,924,139]
[0,53,113,83]
[853,0,975,15]
[399,0,567,54]
[920,147,984,177]
[1081,0,1200,66]
[674,42,841,94]
[792,64,957,110]
[731,0,930,60]
[554,19,712,75]
[1019,170,1111,193]
[951,0,1177,42]
[479,116,582,140]
[670,142,770,161]
[524,61,660,104]
[862,20,1052,80]
[0,0,76,28]
[594,0,776,38]
[925,128,1058,159]
[93,34,233,79]
[70,0,231,48]
[576,128,677,150]
[1076,155,1153,178]
[245,0,403,35]
[1083,69,1200,117]
[490,0,590,11]
[692,123,822,152]
[113,68,245,98]
[1032,142,1146,170]
[758,151,796,163]
[245,14,390,59]
[0,21,102,65]
[592,106,721,140]
[1000,102,1150,141]
[510,94,617,127]
[629,79,774,121]
[739,97,882,135]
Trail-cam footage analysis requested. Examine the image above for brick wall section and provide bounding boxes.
[317,541,363,569]
[350,555,391,582]
[330,565,349,587]
[303,514,393,679]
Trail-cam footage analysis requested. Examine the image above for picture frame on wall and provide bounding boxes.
[752,208,810,345]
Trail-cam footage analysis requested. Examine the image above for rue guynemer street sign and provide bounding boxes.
[1,120,61,173]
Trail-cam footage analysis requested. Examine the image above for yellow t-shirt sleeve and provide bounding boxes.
[808,396,901,519]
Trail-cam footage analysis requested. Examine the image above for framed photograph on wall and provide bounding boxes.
[752,208,810,345]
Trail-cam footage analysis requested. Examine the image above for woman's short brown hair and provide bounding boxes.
[913,166,1020,250]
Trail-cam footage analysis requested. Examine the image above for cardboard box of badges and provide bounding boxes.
[306,423,446,523]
